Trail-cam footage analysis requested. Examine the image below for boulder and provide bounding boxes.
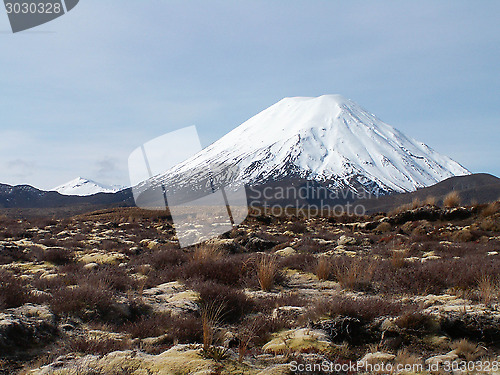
[337,235,357,246]
[142,281,200,315]
[0,304,57,353]
[79,251,127,265]
[313,316,366,344]
[359,352,395,366]
[271,306,305,323]
[262,328,332,354]
[274,247,296,257]
[425,351,458,367]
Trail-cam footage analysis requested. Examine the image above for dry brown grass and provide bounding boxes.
[443,191,461,208]
[192,243,224,263]
[257,255,279,291]
[451,338,483,361]
[237,318,259,363]
[390,249,407,269]
[315,256,331,281]
[481,201,500,218]
[375,222,392,233]
[333,257,374,291]
[477,274,498,305]
[479,217,500,232]
[388,198,425,216]
[395,348,423,367]
[388,204,410,216]
[201,301,225,352]
[424,195,437,206]
[410,198,423,209]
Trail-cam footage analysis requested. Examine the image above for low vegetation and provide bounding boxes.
[0,200,499,374]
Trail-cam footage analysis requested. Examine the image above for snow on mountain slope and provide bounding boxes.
[158,95,470,194]
[52,177,125,196]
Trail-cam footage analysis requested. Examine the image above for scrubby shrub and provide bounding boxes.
[240,314,289,346]
[121,311,201,343]
[50,284,121,322]
[452,229,474,242]
[294,237,321,253]
[191,280,252,323]
[371,256,500,295]
[0,269,29,309]
[395,312,437,333]
[38,247,74,265]
[375,222,392,233]
[479,217,500,232]
[180,256,245,286]
[287,221,307,234]
[85,265,137,292]
[313,295,411,322]
[278,253,316,273]
[142,247,187,270]
[66,335,131,355]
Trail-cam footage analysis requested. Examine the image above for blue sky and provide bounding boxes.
[0,0,499,190]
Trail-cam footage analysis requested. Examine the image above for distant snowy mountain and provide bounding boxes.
[52,177,126,196]
[151,95,469,196]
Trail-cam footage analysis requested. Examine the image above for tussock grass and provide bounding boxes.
[315,256,331,281]
[375,222,392,233]
[257,254,279,291]
[201,301,225,352]
[480,201,500,218]
[424,195,437,206]
[192,243,224,263]
[390,249,407,269]
[451,338,482,361]
[395,348,422,367]
[444,191,461,208]
[477,274,498,305]
[333,257,374,291]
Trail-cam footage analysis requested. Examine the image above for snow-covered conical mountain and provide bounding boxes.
[52,177,126,196]
[156,95,470,195]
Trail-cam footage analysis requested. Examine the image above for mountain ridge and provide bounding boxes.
[360,173,500,213]
[0,174,498,218]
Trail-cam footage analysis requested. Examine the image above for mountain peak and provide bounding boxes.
[279,94,349,104]
[157,95,470,194]
[52,177,125,196]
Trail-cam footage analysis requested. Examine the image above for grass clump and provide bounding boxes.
[315,256,331,281]
[332,257,374,291]
[443,191,461,208]
[257,254,279,291]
